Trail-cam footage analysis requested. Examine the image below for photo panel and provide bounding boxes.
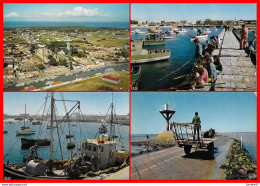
[131,3,256,91]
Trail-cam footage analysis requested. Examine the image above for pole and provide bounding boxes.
[49,92,54,173]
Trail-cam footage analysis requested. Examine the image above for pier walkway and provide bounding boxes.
[131,138,232,180]
[213,31,256,91]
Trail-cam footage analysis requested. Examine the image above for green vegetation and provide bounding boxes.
[37,63,45,70]
[220,139,256,179]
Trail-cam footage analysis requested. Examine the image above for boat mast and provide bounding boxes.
[49,92,54,173]
[24,104,26,128]
[109,94,114,140]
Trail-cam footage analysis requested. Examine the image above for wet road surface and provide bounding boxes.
[131,137,232,180]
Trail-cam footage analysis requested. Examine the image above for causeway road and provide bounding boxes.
[131,137,232,180]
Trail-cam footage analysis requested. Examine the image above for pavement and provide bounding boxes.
[131,137,232,180]
[105,166,129,180]
[213,30,256,91]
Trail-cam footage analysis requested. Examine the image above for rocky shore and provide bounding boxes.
[220,139,257,180]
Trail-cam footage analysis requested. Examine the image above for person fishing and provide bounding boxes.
[192,112,201,141]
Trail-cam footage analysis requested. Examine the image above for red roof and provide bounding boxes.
[102,75,120,82]
[22,87,37,91]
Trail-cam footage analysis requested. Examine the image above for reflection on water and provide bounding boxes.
[4,122,129,163]
[131,27,223,90]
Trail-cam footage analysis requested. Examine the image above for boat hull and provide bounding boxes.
[143,40,165,46]
[21,138,51,148]
[131,51,171,64]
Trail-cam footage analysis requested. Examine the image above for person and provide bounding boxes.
[192,112,201,141]
[146,134,149,141]
[213,55,223,74]
[193,39,202,59]
[202,45,207,56]
[204,56,217,83]
[240,25,249,50]
[249,31,257,51]
[206,40,216,55]
[191,60,208,89]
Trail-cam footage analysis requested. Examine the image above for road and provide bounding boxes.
[131,137,232,180]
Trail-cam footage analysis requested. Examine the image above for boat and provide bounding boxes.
[131,66,141,91]
[21,138,50,149]
[134,29,145,34]
[4,130,8,134]
[189,33,208,40]
[32,121,42,125]
[4,93,129,180]
[66,134,75,139]
[162,36,176,40]
[45,81,54,86]
[131,40,171,64]
[192,27,197,31]
[16,129,36,135]
[143,33,165,46]
[204,28,211,34]
[176,28,187,34]
[148,27,161,33]
[67,142,76,149]
[17,104,36,135]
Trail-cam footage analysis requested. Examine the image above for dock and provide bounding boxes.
[213,30,256,91]
[131,138,232,180]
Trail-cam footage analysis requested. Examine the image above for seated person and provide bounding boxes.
[206,40,216,55]
[213,55,222,74]
[191,60,208,89]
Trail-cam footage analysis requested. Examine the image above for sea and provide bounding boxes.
[4,21,129,29]
[131,27,223,90]
[131,132,257,163]
[4,122,129,164]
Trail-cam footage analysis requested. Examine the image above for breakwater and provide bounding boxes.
[220,139,256,179]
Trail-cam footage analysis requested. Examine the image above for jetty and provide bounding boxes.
[131,138,232,180]
[213,30,256,91]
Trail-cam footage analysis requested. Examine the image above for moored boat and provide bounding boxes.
[21,138,50,148]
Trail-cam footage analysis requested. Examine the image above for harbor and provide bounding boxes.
[3,92,129,180]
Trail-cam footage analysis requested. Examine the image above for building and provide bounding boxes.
[102,75,121,84]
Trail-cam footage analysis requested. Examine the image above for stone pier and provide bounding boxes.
[213,30,256,91]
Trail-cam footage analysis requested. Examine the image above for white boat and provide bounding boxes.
[162,36,175,40]
[190,33,208,40]
[16,128,36,135]
[46,81,54,85]
[135,29,145,34]
[176,28,187,34]
[204,28,211,34]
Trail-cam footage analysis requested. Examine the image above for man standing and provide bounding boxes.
[193,39,202,59]
[240,25,249,50]
[192,112,201,141]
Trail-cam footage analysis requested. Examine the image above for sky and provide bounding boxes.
[4,4,129,22]
[4,92,129,116]
[131,4,256,22]
[131,92,256,134]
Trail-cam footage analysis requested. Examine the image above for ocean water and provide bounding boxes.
[4,122,129,163]
[4,21,129,28]
[223,132,257,163]
[131,27,223,90]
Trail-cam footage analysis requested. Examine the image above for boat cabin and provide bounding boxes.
[131,41,148,56]
[82,136,116,170]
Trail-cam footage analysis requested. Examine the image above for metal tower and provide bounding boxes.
[159,103,175,131]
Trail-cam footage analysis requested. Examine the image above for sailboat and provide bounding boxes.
[16,104,36,135]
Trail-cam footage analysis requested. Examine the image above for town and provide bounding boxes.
[131,18,256,27]
[4,26,129,91]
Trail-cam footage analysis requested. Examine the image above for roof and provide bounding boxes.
[102,75,120,82]
[22,86,37,91]
[51,81,63,85]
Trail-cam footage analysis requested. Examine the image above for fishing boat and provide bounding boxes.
[162,36,176,40]
[189,33,208,40]
[143,33,165,46]
[66,134,75,139]
[21,138,50,149]
[148,27,161,33]
[131,40,171,64]
[4,130,8,134]
[131,66,141,90]
[4,93,129,180]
